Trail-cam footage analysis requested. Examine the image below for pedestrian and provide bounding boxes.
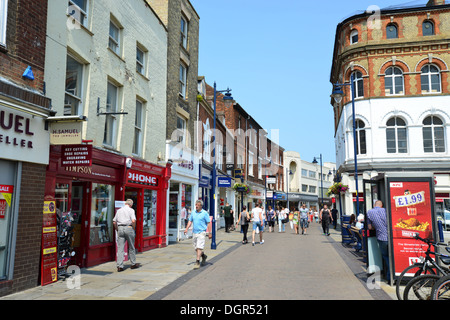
[236,205,250,244]
[222,202,233,233]
[266,205,276,232]
[184,199,212,269]
[367,200,390,281]
[293,207,299,234]
[278,206,286,233]
[299,203,309,235]
[319,204,333,236]
[113,199,141,272]
[331,206,338,229]
[251,203,264,246]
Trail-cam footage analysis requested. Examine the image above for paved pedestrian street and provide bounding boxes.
[1,223,395,301]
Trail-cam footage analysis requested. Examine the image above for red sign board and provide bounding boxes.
[388,179,435,277]
[41,201,58,285]
[61,144,92,167]
[127,169,159,187]
[0,200,6,219]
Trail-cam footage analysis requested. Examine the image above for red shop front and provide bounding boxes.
[45,145,171,270]
[124,158,171,252]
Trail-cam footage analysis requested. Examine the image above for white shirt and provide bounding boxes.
[252,207,263,222]
[113,205,136,226]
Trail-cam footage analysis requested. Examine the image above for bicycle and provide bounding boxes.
[429,247,450,300]
[396,233,450,300]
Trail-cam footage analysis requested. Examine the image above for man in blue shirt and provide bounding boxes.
[367,200,390,281]
[184,199,211,269]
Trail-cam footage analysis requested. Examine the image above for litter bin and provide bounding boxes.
[341,215,352,244]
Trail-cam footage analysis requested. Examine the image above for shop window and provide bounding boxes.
[0,159,15,280]
[90,184,115,246]
[143,189,157,237]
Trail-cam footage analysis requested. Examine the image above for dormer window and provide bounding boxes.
[422,20,434,36]
[350,29,358,44]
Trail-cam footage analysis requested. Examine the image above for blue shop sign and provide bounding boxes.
[217,176,232,188]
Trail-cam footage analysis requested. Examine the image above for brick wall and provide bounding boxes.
[1,0,47,92]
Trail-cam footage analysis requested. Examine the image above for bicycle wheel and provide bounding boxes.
[403,274,441,300]
[396,263,436,300]
[430,275,450,300]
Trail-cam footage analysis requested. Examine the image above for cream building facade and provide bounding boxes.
[45,0,167,161]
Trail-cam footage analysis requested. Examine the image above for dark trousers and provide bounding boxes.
[241,224,249,242]
[225,216,232,232]
[322,217,330,234]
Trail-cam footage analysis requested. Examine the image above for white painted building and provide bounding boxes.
[45,0,167,162]
[330,2,450,219]
[284,151,336,211]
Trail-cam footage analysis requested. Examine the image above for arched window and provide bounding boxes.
[355,120,367,155]
[386,117,407,153]
[423,115,445,153]
[351,71,364,98]
[422,20,434,36]
[421,64,441,94]
[386,24,398,39]
[350,29,358,44]
[385,67,404,95]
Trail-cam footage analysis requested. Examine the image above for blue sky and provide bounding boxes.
[190,0,428,164]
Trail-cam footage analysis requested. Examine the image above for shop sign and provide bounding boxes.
[0,184,13,219]
[217,177,231,188]
[61,145,92,167]
[50,122,82,145]
[41,201,58,286]
[127,170,159,187]
[0,103,49,165]
[387,179,436,277]
[266,176,276,184]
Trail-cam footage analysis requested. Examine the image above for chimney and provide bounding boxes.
[427,0,446,6]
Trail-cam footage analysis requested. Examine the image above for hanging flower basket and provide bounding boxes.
[327,182,349,196]
[232,183,251,194]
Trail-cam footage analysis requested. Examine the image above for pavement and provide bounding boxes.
[0,224,402,300]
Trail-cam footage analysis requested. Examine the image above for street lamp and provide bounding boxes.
[312,154,324,207]
[211,82,234,250]
[331,73,360,217]
[286,168,292,210]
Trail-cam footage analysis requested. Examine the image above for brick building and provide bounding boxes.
[205,83,285,211]
[0,0,53,296]
[147,0,201,243]
[330,0,450,216]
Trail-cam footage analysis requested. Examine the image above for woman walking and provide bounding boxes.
[292,208,300,234]
[266,206,276,232]
[319,204,333,236]
[278,206,286,233]
[236,206,250,244]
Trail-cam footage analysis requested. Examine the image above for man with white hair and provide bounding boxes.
[113,199,140,272]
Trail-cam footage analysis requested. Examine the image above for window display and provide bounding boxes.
[90,184,115,246]
[0,159,16,280]
[143,189,157,237]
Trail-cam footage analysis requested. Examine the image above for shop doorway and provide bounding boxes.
[168,191,178,243]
